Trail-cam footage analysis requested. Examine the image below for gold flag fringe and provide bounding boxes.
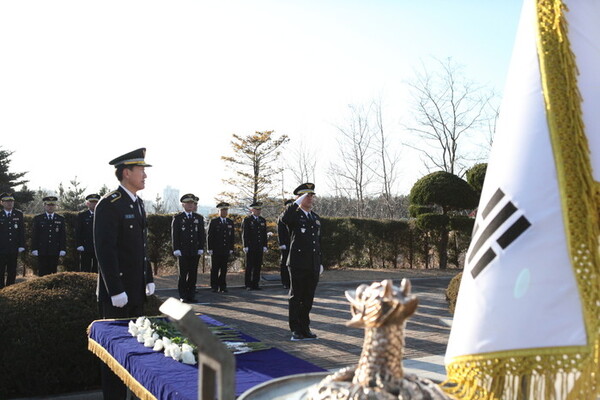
[88,338,158,400]
[442,0,600,398]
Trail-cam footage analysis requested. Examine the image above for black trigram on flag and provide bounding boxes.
[468,188,531,279]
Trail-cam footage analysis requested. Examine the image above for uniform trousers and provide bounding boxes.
[0,253,18,288]
[38,255,59,276]
[288,266,319,334]
[210,253,229,291]
[244,249,263,289]
[177,255,200,300]
[80,252,98,273]
[99,301,144,400]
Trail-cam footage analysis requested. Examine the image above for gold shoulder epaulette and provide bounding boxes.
[104,190,122,203]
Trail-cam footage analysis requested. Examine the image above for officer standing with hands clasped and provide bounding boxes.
[94,148,154,400]
[242,201,268,290]
[172,193,206,303]
[207,202,235,293]
[0,193,25,288]
[76,193,100,272]
[281,183,323,341]
[277,199,294,289]
[31,196,66,276]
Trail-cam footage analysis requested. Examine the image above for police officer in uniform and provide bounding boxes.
[76,193,100,272]
[207,202,235,292]
[281,183,323,341]
[277,199,294,289]
[172,193,205,303]
[0,193,25,288]
[31,196,66,276]
[94,148,155,400]
[242,201,268,290]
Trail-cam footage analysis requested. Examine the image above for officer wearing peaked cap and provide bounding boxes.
[94,148,154,400]
[31,196,66,276]
[76,194,100,272]
[281,183,323,341]
[171,193,206,303]
[242,201,268,290]
[207,202,235,292]
[0,193,25,288]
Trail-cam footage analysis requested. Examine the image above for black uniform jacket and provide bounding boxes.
[242,215,267,251]
[281,203,322,271]
[277,216,290,249]
[0,209,25,254]
[94,186,153,306]
[171,212,206,256]
[207,217,234,255]
[32,213,66,256]
[76,210,95,252]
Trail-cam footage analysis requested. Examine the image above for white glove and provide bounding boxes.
[263,247,268,253]
[59,251,66,257]
[207,250,213,256]
[229,250,234,254]
[31,250,38,256]
[295,193,308,205]
[319,265,324,275]
[279,244,287,250]
[173,250,182,257]
[243,247,248,253]
[18,247,25,253]
[111,292,128,308]
[146,283,155,295]
[77,246,84,252]
[197,249,204,255]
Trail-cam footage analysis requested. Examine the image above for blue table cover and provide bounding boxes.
[88,314,326,399]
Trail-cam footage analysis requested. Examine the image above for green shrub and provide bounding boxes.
[445,272,463,315]
[0,272,162,398]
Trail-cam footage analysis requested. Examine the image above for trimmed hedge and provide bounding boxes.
[0,272,162,398]
[16,212,471,273]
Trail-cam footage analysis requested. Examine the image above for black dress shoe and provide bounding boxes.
[188,297,197,303]
[283,285,290,289]
[246,287,252,291]
[254,287,262,290]
[303,329,317,339]
[211,289,218,293]
[290,331,305,341]
[219,288,228,293]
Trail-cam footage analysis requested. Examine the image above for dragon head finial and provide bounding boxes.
[345,279,418,328]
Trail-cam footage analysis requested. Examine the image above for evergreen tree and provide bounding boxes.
[0,147,34,209]
[58,177,87,211]
[220,130,289,209]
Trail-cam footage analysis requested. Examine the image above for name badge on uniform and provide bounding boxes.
[14,223,18,229]
[228,224,233,229]
[194,219,199,224]
[125,214,135,219]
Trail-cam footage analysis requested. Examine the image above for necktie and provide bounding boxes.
[6,212,10,219]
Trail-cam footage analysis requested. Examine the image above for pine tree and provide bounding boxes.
[220,131,289,208]
[0,147,34,209]
[58,177,87,211]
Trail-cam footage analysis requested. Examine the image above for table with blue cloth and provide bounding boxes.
[88,314,326,400]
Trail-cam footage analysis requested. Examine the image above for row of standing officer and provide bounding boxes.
[0,192,100,287]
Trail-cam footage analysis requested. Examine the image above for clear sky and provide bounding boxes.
[0,0,523,207]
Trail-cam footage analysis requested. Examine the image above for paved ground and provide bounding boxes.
[15,268,458,399]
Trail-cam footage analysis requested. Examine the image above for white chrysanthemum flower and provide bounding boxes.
[137,334,145,343]
[162,337,172,347]
[181,343,194,353]
[152,332,159,340]
[144,337,156,348]
[135,317,146,327]
[153,339,164,351]
[128,321,139,337]
[181,350,196,365]
[169,344,182,361]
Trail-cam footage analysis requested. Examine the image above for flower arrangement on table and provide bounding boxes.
[128,316,270,365]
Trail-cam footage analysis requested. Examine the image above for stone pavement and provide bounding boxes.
[159,275,453,382]
[17,272,454,399]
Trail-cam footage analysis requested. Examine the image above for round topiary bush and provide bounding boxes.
[0,272,162,398]
[445,272,463,315]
